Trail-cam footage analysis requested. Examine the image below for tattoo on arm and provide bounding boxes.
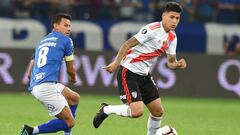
[115,37,139,63]
[167,54,176,63]
[125,37,139,48]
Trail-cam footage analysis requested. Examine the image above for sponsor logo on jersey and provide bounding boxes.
[34,72,45,81]
[120,94,126,100]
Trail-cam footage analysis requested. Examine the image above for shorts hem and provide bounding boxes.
[48,104,67,116]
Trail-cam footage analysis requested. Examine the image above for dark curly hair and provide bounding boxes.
[164,2,183,14]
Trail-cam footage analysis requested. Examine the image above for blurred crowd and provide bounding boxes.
[224,34,240,56]
[0,0,240,24]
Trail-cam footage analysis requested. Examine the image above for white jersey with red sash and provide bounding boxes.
[121,21,177,76]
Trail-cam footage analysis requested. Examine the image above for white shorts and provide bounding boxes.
[31,82,68,116]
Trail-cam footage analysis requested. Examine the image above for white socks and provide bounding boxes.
[64,131,72,135]
[32,126,39,134]
[103,105,162,135]
[147,115,162,135]
[103,104,132,117]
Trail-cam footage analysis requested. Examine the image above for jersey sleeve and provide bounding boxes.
[166,37,177,55]
[64,37,74,61]
[133,24,154,44]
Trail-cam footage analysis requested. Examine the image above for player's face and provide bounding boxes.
[162,11,180,32]
[54,18,71,36]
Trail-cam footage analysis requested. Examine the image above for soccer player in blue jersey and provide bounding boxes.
[21,13,80,135]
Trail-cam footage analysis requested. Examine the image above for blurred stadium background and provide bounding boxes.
[0,0,240,135]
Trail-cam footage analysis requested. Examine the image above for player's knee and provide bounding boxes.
[131,109,144,118]
[129,101,144,118]
[74,93,80,103]
[151,107,164,117]
[71,93,80,105]
[67,119,75,128]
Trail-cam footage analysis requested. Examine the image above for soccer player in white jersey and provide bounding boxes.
[21,13,80,135]
[93,2,186,135]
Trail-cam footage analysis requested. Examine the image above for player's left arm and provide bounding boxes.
[65,38,76,83]
[103,24,153,73]
[65,59,76,83]
[166,35,187,70]
[167,54,187,69]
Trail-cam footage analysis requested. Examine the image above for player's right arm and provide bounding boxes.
[27,59,34,80]
[103,23,154,73]
[103,37,139,73]
[27,54,35,80]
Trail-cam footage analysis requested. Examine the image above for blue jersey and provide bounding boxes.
[29,31,74,91]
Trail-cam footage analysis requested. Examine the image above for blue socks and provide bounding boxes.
[69,104,78,118]
[38,104,78,134]
[38,119,69,133]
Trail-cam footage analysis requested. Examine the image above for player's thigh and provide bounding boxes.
[140,75,163,116]
[117,66,143,104]
[62,86,80,106]
[31,83,69,116]
[140,75,160,105]
[146,98,164,117]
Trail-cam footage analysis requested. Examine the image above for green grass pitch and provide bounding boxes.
[0,93,239,135]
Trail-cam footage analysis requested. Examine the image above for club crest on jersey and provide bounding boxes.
[131,91,137,98]
[141,28,147,34]
[163,40,170,46]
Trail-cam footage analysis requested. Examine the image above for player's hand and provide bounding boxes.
[177,58,187,69]
[70,76,77,83]
[71,79,76,84]
[27,74,31,80]
[102,61,118,73]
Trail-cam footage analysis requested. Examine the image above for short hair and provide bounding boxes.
[51,13,72,28]
[164,2,182,14]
